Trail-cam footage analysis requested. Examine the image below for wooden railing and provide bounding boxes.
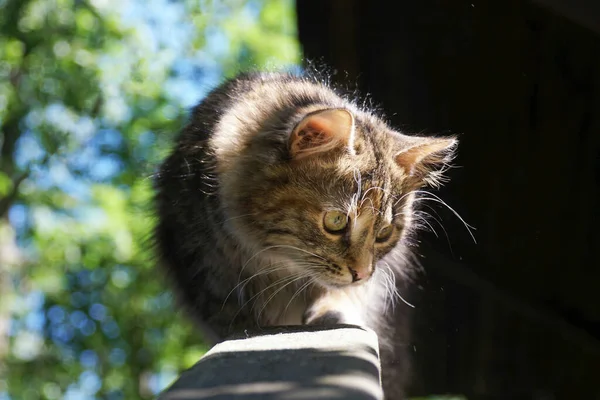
[158,325,383,400]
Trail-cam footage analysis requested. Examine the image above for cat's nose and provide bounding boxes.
[348,265,371,282]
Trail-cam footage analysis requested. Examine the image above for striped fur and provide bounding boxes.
[154,71,457,398]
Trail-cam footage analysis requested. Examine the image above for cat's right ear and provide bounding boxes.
[289,109,355,160]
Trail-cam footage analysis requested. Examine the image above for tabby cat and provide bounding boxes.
[154,71,457,398]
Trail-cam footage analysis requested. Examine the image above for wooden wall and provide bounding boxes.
[297,1,600,398]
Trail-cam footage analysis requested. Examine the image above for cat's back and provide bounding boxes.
[188,72,351,170]
[183,72,348,144]
[216,71,342,106]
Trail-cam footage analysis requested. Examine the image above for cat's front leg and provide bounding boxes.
[303,289,366,327]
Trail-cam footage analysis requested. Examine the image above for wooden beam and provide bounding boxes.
[158,325,383,400]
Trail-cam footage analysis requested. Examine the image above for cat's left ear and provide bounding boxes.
[289,109,355,160]
[394,135,458,188]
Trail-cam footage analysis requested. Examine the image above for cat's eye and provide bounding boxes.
[375,224,394,242]
[323,210,349,233]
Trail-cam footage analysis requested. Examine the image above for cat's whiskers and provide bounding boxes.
[249,257,332,325]
[241,260,320,296]
[397,243,420,268]
[361,197,378,215]
[413,210,440,237]
[198,178,218,187]
[360,185,383,200]
[412,190,476,243]
[264,244,327,261]
[359,185,389,211]
[229,258,322,323]
[236,245,299,288]
[385,264,400,311]
[281,277,317,320]
[414,207,456,255]
[392,209,409,218]
[417,203,444,225]
[255,270,314,324]
[232,252,326,305]
[228,272,304,331]
[221,262,297,310]
[392,191,415,207]
[382,261,415,309]
[379,264,397,313]
[252,272,308,311]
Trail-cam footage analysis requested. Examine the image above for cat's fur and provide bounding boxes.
[154,71,456,399]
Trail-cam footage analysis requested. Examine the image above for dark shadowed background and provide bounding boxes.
[297,1,600,399]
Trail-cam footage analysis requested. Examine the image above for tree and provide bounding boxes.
[0,0,299,398]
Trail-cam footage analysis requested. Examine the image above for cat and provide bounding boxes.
[154,70,457,399]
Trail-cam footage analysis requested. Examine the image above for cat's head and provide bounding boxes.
[225,107,457,288]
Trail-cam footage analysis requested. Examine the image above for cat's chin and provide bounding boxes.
[318,281,348,289]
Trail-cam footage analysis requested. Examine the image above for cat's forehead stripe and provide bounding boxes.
[382,174,394,222]
[355,174,391,215]
[351,213,373,244]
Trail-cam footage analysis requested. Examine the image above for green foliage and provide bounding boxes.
[0,0,300,398]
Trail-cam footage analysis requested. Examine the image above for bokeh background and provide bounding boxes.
[0,0,300,398]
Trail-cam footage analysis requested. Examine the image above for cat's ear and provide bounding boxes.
[394,135,458,188]
[289,109,355,160]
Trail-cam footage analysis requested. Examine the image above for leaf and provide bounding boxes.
[0,171,14,197]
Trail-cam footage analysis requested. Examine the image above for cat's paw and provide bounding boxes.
[303,292,365,326]
[303,308,344,325]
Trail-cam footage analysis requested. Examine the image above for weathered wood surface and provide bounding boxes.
[297,1,600,399]
[158,326,383,400]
